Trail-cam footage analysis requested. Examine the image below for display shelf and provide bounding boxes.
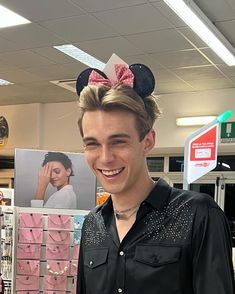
[13,206,88,293]
[0,206,16,294]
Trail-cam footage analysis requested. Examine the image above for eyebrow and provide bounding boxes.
[83,133,131,143]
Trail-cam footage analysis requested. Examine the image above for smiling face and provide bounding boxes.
[49,161,71,190]
[82,110,155,198]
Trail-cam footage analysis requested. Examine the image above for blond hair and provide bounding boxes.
[78,83,161,140]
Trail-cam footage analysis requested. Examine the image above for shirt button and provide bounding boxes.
[119,251,124,256]
[89,261,93,266]
[118,288,123,293]
[153,256,159,263]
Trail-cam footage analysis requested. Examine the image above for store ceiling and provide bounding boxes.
[0,0,235,106]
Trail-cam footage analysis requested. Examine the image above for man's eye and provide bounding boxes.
[84,142,99,149]
[111,140,127,146]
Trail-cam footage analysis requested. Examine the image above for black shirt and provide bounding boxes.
[77,178,235,294]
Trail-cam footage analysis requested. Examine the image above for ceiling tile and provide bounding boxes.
[31,47,79,64]
[126,29,193,53]
[26,81,69,93]
[0,0,235,106]
[156,80,194,94]
[0,23,65,49]
[39,14,117,43]
[55,62,87,78]
[0,59,17,72]
[0,69,43,83]
[0,36,22,53]
[94,4,173,35]
[152,68,189,83]
[0,81,75,101]
[177,28,207,48]
[172,65,228,81]
[215,20,235,45]
[0,50,56,69]
[149,49,210,68]
[225,0,235,11]
[17,64,68,81]
[0,0,84,21]
[25,63,86,81]
[70,0,147,12]
[217,65,235,77]
[200,48,225,65]
[122,54,163,70]
[188,78,235,91]
[76,36,142,60]
[194,0,235,21]
[151,2,186,27]
[0,84,31,101]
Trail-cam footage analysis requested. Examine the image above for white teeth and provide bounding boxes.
[101,168,122,176]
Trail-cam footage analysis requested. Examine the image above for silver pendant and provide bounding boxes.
[115,213,128,220]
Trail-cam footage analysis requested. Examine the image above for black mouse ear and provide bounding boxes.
[129,64,155,98]
[76,68,107,96]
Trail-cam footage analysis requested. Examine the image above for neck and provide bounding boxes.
[114,204,140,220]
[57,183,68,191]
[111,176,155,212]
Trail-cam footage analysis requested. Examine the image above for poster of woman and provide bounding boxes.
[14,148,97,210]
[0,188,14,206]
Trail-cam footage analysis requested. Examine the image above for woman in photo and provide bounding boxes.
[31,152,77,209]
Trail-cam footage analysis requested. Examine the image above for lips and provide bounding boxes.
[51,180,59,185]
[99,168,124,177]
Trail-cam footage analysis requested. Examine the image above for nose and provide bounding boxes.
[99,145,114,163]
[50,171,56,179]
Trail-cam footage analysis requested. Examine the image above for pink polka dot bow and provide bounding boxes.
[88,64,134,88]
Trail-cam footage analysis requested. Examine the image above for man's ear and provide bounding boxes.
[143,129,156,155]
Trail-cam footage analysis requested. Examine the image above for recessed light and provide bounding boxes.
[0,5,31,28]
[0,79,14,86]
[54,44,105,69]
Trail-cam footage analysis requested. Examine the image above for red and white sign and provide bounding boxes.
[186,124,218,184]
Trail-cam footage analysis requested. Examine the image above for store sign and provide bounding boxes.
[186,124,218,184]
[220,122,235,143]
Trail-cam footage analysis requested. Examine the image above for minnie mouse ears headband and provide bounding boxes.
[76,54,155,99]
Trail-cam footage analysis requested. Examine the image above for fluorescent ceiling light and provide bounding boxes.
[163,0,235,66]
[0,79,14,86]
[0,5,31,28]
[176,116,216,126]
[54,44,105,70]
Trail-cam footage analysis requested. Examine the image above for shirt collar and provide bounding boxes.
[98,177,172,218]
[144,178,172,211]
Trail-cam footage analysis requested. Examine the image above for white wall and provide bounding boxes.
[1,103,41,156]
[154,88,235,154]
[1,88,235,156]
[0,102,83,156]
[40,102,83,153]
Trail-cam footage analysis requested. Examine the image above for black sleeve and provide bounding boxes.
[192,207,235,294]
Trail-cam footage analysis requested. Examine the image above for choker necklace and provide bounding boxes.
[114,204,140,221]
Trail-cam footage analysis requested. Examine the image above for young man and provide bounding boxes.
[76,65,235,294]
